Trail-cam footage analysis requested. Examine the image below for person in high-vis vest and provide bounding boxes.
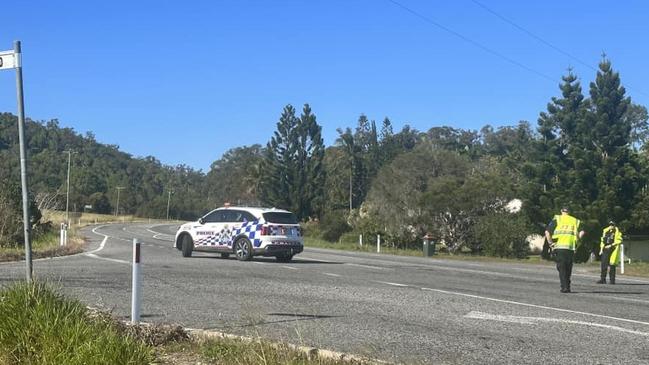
[544,207,585,293]
[597,221,623,284]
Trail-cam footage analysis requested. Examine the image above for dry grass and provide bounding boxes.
[41,210,172,227]
[0,231,85,262]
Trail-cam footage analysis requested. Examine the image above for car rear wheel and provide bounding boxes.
[181,235,193,257]
[234,238,253,261]
[275,253,293,263]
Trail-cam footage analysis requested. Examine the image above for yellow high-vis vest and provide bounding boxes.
[552,214,580,251]
[600,226,623,265]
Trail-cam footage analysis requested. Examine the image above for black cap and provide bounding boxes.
[561,207,569,213]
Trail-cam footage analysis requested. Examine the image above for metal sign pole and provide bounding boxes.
[14,41,33,282]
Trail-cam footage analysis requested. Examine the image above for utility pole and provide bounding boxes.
[166,190,174,220]
[115,186,125,216]
[2,41,32,282]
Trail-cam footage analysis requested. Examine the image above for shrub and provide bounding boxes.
[319,211,351,242]
[474,212,532,258]
[0,179,44,248]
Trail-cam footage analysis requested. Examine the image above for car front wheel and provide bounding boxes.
[181,235,193,257]
[234,238,253,261]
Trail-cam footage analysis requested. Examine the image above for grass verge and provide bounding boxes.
[305,237,649,278]
[0,282,374,365]
[0,282,153,365]
[0,230,84,262]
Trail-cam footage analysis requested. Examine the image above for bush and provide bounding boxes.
[319,211,351,242]
[0,179,45,248]
[0,282,153,364]
[474,212,532,258]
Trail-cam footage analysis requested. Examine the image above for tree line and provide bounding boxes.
[1,58,648,259]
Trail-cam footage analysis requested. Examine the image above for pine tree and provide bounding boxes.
[261,104,325,220]
[294,104,325,219]
[261,105,298,210]
[524,70,588,225]
[587,58,642,226]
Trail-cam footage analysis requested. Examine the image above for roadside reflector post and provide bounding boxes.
[620,243,625,275]
[359,234,363,247]
[59,223,67,246]
[131,238,142,324]
[377,234,381,253]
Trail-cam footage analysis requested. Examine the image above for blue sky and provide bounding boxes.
[1,1,647,172]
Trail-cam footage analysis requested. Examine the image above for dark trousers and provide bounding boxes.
[600,248,617,283]
[555,249,574,290]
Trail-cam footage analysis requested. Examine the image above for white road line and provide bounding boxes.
[465,311,649,337]
[85,253,129,265]
[421,287,649,327]
[146,228,174,241]
[345,263,385,270]
[323,273,341,277]
[299,256,335,263]
[282,266,298,270]
[377,281,409,287]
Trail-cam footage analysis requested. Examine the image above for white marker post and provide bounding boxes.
[359,234,363,247]
[620,244,625,275]
[377,234,381,253]
[131,238,142,324]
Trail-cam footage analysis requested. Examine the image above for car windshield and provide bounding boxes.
[263,212,298,224]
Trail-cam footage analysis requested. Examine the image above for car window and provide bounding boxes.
[203,210,226,223]
[242,212,256,222]
[263,212,298,224]
[222,210,241,223]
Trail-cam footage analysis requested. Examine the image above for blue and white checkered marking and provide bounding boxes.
[194,220,264,247]
[232,220,263,247]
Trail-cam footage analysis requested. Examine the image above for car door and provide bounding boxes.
[194,209,226,247]
[220,209,244,247]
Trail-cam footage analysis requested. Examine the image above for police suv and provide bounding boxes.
[174,206,303,262]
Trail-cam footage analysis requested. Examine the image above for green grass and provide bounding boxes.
[0,282,153,365]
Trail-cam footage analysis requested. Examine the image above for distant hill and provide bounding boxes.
[0,113,208,220]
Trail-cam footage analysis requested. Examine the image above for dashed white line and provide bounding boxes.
[345,263,385,270]
[282,266,298,270]
[323,273,341,277]
[377,281,409,287]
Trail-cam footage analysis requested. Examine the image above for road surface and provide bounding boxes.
[2,223,649,364]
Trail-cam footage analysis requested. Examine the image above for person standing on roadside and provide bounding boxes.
[545,207,586,293]
[597,221,623,284]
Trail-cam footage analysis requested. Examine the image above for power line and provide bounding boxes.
[469,0,648,97]
[470,0,596,72]
[386,0,556,83]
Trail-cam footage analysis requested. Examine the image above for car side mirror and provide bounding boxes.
[198,218,205,225]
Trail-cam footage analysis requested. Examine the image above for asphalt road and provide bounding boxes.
[2,223,649,364]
